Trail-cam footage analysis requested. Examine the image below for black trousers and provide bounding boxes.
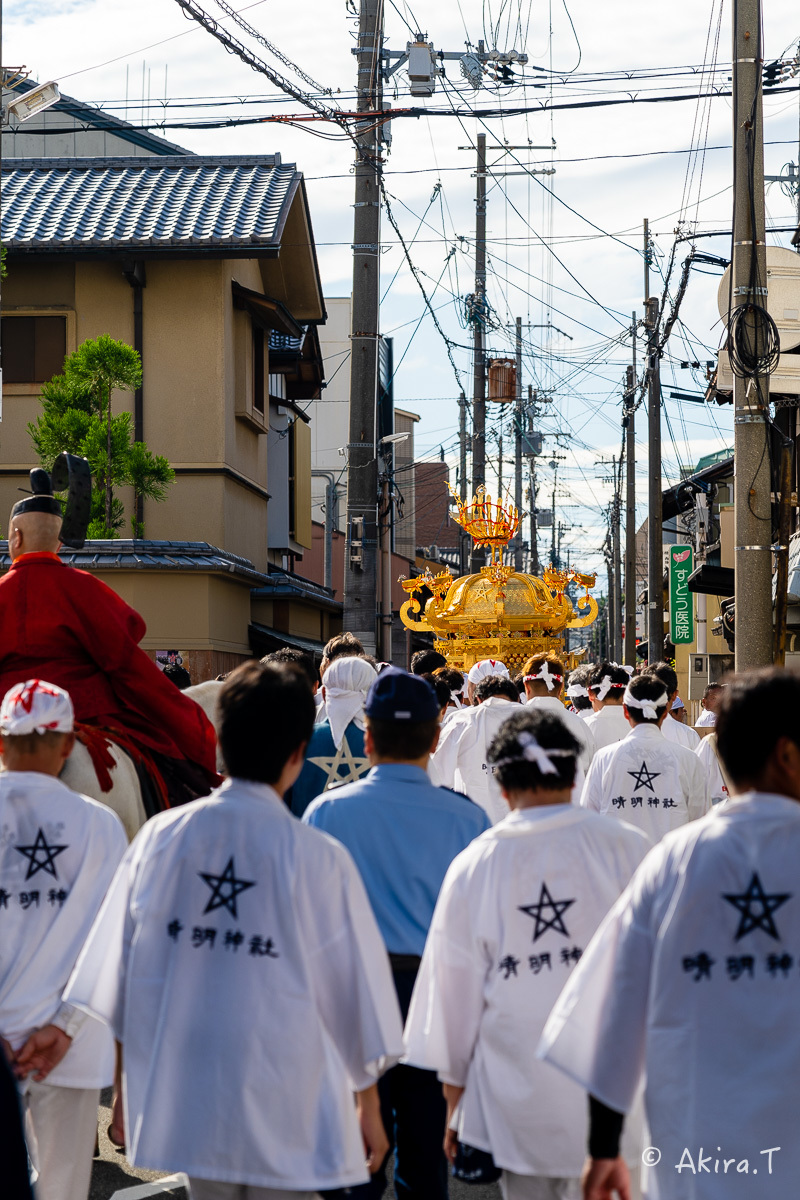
[324,965,449,1200]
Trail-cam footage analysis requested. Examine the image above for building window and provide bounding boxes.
[252,325,265,414]
[1,315,67,384]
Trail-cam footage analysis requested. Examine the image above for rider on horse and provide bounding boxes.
[0,460,219,812]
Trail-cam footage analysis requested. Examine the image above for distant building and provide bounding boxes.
[1,145,337,674]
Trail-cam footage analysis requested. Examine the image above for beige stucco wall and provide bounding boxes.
[90,568,253,655]
[0,255,273,566]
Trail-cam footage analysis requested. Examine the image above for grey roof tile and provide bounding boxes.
[1,155,301,253]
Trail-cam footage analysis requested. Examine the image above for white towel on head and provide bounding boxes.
[324,656,378,748]
[467,659,509,685]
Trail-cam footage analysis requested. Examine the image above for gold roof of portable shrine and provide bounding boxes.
[399,485,598,673]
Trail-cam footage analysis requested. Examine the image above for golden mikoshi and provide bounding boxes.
[399,485,599,673]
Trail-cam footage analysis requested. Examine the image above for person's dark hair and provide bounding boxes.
[716,668,800,787]
[218,661,315,783]
[162,663,192,690]
[411,649,448,675]
[703,681,724,700]
[521,652,566,690]
[366,716,439,760]
[589,661,629,701]
[434,666,465,698]
[646,661,678,697]
[476,675,520,703]
[488,709,579,793]
[624,673,669,725]
[567,664,593,711]
[322,632,365,668]
[515,673,526,696]
[261,647,319,690]
[423,674,451,712]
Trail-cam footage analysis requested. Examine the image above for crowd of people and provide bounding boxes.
[2,616,799,1200]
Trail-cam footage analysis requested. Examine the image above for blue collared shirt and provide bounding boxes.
[303,763,490,955]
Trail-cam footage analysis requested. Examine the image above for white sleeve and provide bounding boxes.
[304,849,404,1092]
[429,718,467,793]
[403,859,487,1087]
[686,753,711,821]
[580,753,604,811]
[63,829,145,1041]
[538,869,656,1113]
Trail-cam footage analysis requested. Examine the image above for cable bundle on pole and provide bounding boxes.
[726,302,780,379]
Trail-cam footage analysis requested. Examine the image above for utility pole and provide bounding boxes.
[528,465,539,575]
[550,474,557,567]
[470,131,487,574]
[514,316,524,571]
[731,0,773,669]
[458,391,469,574]
[612,462,622,662]
[343,0,383,654]
[624,316,638,666]
[528,385,539,575]
[644,218,663,667]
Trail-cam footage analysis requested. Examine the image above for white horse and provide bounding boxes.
[184,680,225,773]
[61,738,146,842]
[34,685,223,842]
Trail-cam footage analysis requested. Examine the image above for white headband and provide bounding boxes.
[450,689,463,709]
[492,730,576,776]
[525,662,563,692]
[623,685,668,722]
[566,683,590,700]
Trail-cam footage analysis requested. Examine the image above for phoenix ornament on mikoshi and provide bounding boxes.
[399,485,598,673]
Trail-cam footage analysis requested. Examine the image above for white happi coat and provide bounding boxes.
[662,713,701,749]
[540,792,800,1200]
[404,805,650,1177]
[696,734,728,806]
[580,723,709,841]
[524,695,595,804]
[428,696,519,823]
[65,778,404,1190]
[584,703,631,751]
[0,770,127,1087]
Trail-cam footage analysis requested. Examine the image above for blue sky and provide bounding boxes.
[6,0,799,579]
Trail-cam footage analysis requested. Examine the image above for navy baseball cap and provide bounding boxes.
[364,667,441,722]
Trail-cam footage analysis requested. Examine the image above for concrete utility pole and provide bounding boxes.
[731,0,773,669]
[343,0,383,654]
[528,463,539,575]
[624,318,638,666]
[644,218,663,666]
[528,385,540,575]
[458,391,469,574]
[470,132,487,574]
[612,462,622,662]
[514,316,524,571]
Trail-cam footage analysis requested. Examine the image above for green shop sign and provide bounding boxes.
[669,544,694,645]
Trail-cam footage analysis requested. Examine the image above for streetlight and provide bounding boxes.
[3,80,61,123]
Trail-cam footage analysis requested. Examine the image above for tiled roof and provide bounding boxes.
[1,155,301,254]
[0,540,271,586]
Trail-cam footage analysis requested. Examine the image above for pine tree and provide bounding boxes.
[29,334,174,539]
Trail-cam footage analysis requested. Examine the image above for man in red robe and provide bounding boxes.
[0,492,218,810]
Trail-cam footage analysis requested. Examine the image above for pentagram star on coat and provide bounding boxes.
[308,736,371,790]
[627,762,661,791]
[199,856,256,918]
[15,827,68,880]
[519,881,576,942]
[723,872,792,942]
